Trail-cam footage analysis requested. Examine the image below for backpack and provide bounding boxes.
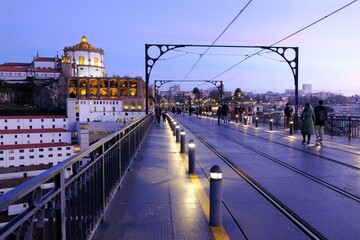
[317,107,327,123]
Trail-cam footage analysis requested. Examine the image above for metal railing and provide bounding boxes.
[241,113,360,140]
[0,113,154,240]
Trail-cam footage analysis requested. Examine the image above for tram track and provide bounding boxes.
[205,116,360,171]
[175,116,360,239]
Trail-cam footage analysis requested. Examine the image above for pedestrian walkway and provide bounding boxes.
[92,120,223,240]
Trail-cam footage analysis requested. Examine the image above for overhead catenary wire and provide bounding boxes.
[209,0,358,80]
[181,0,253,81]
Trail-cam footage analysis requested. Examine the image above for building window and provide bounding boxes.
[57,147,62,151]
[29,119,32,122]
[66,153,71,156]
[9,157,14,160]
[39,148,44,152]
[79,56,84,65]
[30,126,32,129]
[4,126,7,130]
[52,119,55,122]
[19,149,24,153]
[40,134,43,137]
[39,155,44,158]
[27,135,30,138]
[41,125,44,129]
[66,147,71,150]
[29,155,34,159]
[0,150,3,154]
[59,133,62,136]
[15,135,18,138]
[0,157,4,161]
[58,153,62,157]
[49,154,53,157]
[53,125,55,128]
[20,156,24,160]
[49,148,53,151]
[29,149,34,152]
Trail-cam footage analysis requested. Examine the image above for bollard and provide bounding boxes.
[289,121,293,135]
[188,140,195,173]
[244,116,247,125]
[175,125,180,142]
[235,114,238,123]
[173,122,177,136]
[269,119,273,131]
[180,130,186,153]
[210,165,222,226]
[255,117,258,128]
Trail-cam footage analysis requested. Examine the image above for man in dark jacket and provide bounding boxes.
[314,100,328,145]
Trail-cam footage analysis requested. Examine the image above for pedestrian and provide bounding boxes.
[171,106,176,117]
[314,100,328,145]
[162,107,167,123]
[217,105,222,125]
[155,105,162,125]
[300,103,315,144]
[247,106,253,125]
[221,102,229,124]
[284,103,293,129]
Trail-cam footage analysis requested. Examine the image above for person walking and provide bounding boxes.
[314,100,328,145]
[217,105,222,125]
[301,103,315,144]
[155,105,162,125]
[247,106,253,125]
[284,103,293,129]
[221,102,229,124]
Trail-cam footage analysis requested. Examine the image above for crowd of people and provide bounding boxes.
[155,100,328,145]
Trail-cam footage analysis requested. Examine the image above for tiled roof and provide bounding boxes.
[0,142,73,150]
[0,116,67,119]
[0,128,70,134]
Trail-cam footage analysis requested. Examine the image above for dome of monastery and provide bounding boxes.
[73,36,95,50]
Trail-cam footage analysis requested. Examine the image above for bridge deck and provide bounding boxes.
[92,115,360,240]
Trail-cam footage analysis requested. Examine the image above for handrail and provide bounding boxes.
[0,113,154,239]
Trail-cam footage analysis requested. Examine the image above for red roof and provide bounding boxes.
[0,128,70,134]
[33,57,56,62]
[0,142,73,150]
[0,62,30,67]
[0,66,27,72]
[0,116,67,119]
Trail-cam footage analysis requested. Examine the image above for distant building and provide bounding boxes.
[62,36,105,77]
[302,84,312,94]
[0,56,61,83]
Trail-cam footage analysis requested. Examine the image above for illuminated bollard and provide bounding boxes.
[210,165,223,226]
[175,125,180,142]
[188,140,195,173]
[255,117,258,128]
[244,116,248,125]
[270,119,273,131]
[173,122,177,136]
[235,114,239,123]
[289,121,293,135]
[180,130,186,153]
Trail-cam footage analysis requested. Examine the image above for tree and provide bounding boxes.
[192,87,200,99]
[234,88,243,98]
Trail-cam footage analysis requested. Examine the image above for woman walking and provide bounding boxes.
[301,103,315,144]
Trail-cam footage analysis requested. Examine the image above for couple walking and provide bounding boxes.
[301,100,328,145]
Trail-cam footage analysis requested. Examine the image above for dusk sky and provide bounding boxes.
[1,0,359,96]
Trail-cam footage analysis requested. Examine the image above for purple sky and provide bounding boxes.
[1,0,359,95]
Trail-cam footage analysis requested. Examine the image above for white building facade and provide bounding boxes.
[0,116,74,168]
[62,36,105,78]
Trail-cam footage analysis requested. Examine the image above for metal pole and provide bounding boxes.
[210,165,222,226]
[180,130,185,153]
[175,125,180,142]
[188,140,195,173]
